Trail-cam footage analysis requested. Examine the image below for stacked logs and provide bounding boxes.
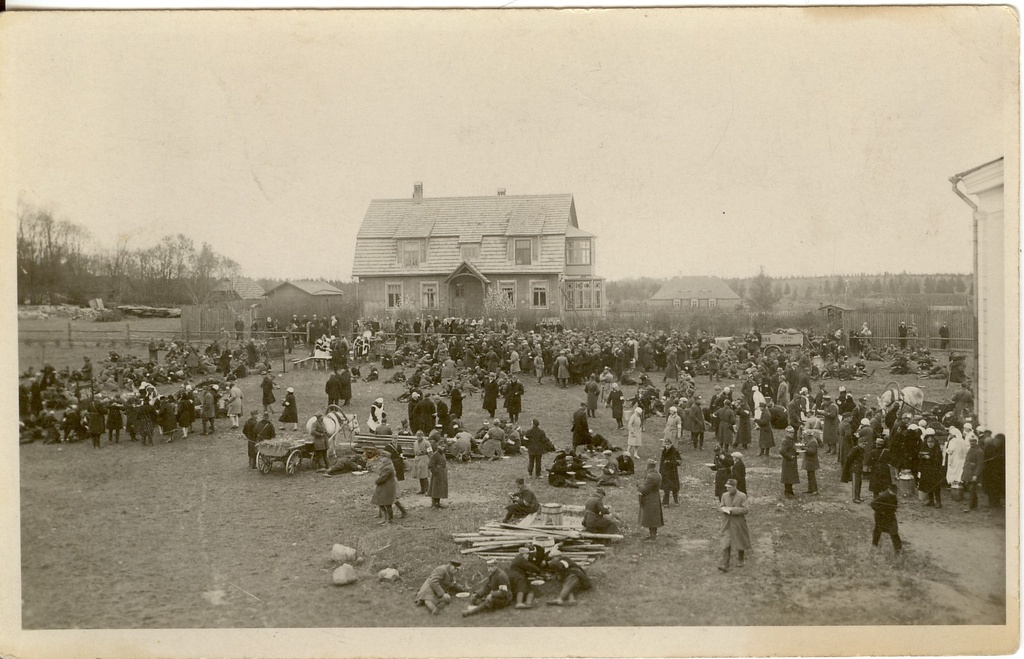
[452,508,622,567]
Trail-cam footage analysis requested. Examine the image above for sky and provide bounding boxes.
[1,8,1017,281]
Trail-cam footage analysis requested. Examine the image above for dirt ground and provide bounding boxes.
[18,341,1008,628]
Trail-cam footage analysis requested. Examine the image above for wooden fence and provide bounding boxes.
[840,309,974,351]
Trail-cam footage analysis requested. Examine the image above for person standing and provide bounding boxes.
[961,434,984,512]
[410,431,432,494]
[944,424,968,488]
[310,413,330,470]
[533,352,545,385]
[554,351,570,388]
[689,396,705,450]
[939,322,950,350]
[715,402,737,452]
[339,367,352,406]
[371,453,399,525]
[916,431,944,508]
[659,438,681,505]
[449,380,463,421]
[608,383,624,430]
[584,375,600,418]
[730,451,747,494]
[106,397,124,444]
[504,376,524,424]
[983,432,1005,509]
[523,419,555,479]
[279,387,298,431]
[636,458,664,540]
[756,402,774,458]
[242,410,260,469]
[871,484,903,554]
[225,380,243,429]
[261,371,276,415]
[802,429,820,495]
[571,402,591,455]
[87,401,106,449]
[482,375,499,418]
[842,435,869,503]
[627,406,644,460]
[428,439,449,509]
[718,478,752,572]
[201,387,217,436]
[325,370,342,408]
[821,395,839,455]
[779,427,800,497]
[663,406,682,445]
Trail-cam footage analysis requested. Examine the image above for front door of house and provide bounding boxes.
[449,276,484,318]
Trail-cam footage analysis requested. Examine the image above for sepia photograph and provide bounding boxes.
[0,6,1019,658]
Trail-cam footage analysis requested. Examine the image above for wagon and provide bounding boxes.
[760,330,804,357]
[255,437,315,476]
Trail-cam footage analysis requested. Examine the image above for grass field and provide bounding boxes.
[18,316,182,373]
[18,338,1007,629]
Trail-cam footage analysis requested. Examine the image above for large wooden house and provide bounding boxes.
[352,183,604,319]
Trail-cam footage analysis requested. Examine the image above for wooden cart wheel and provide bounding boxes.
[257,452,272,475]
[286,450,300,476]
[763,345,781,358]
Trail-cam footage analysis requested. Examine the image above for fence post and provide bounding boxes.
[126,323,131,347]
[67,322,72,347]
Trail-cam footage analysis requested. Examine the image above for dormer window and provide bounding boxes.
[514,238,533,265]
[460,242,480,261]
[398,239,427,267]
[566,238,591,265]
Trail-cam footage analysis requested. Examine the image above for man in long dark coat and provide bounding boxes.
[571,402,591,454]
[636,459,664,540]
[428,442,449,508]
[659,438,681,504]
[326,370,342,408]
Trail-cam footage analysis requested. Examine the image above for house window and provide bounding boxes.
[709,298,717,309]
[386,283,403,309]
[514,239,533,265]
[531,281,548,309]
[593,279,602,309]
[673,299,681,308]
[460,243,480,261]
[421,282,438,310]
[399,240,426,267]
[498,280,515,305]
[690,299,698,309]
[566,239,591,265]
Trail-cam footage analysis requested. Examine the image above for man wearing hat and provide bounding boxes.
[201,386,217,435]
[572,402,591,456]
[836,386,856,417]
[503,477,540,523]
[607,383,625,430]
[718,478,751,572]
[842,432,869,503]
[250,410,276,468]
[278,386,298,431]
[415,561,463,615]
[524,419,555,478]
[960,433,985,512]
[779,427,800,497]
[820,394,839,455]
[583,488,619,534]
[868,437,892,497]
[870,484,903,554]
[242,410,262,469]
[462,559,512,617]
[637,458,664,540]
[660,437,682,505]
[260,371,276,415]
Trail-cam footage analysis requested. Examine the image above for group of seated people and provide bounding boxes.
[548,449,634,489]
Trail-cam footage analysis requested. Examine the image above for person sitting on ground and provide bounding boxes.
[598,450,620,487]
[374,412,394,436]
[415,561,463,615]
[508,546,544,609]
[545,549,592,606]
[462,559,513,617]
[616,450,635,475]
[323,450,367,476]
[503,476,540,522]
[479,420,504,460]
[583,488,619,534]
[548,451,580,488]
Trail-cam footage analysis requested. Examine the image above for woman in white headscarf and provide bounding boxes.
[944,424,968,486]
[367,397,385,432]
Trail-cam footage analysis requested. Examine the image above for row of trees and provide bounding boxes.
[17,203,240,306]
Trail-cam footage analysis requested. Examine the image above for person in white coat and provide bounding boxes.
[627,406,644,459]
[944,425,968,486]
[751,385,766,413]
[367,397,385,433]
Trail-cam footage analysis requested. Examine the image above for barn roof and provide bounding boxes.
[266,280,345,297]
[650,276,740,300]
[210,277,265,300]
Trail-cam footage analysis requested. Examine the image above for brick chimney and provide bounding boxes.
[413,182,423,204]
[497,188,506,196]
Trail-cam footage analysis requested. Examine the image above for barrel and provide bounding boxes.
[897,474,916,498]
[539,503,563,526]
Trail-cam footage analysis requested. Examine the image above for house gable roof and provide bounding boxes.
[210,276,265,300]
[650,276,740,301]
[266,280,344,297]
[353,191,581,277]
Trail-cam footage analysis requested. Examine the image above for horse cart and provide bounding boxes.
[760,330,804,357]
[255,437,315,476]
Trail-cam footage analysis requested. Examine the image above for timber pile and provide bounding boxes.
[452,506,623,567]
[117,305,181,318]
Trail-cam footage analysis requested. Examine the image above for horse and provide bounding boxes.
[306,407,360,456]
[877,382,926,418]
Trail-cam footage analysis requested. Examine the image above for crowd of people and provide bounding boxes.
[18,313,1004,615]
